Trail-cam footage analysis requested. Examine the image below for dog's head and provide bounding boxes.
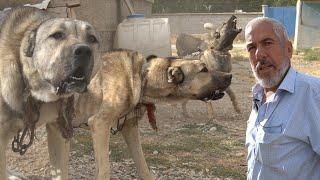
[21,18,101,102]
[142,56,232,103]
[210,15,242,51]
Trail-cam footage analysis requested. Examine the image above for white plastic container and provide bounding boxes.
[113,15,171,57]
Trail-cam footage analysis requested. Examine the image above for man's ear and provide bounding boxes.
[167,66,184,84]
[286,40,293,59]
[24,29,37,57]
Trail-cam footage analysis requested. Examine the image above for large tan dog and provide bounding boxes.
[74,50,232,179]
[0,7,100,179]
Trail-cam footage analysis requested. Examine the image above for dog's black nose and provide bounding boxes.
[73,44,92,68]
[74,44,92,57]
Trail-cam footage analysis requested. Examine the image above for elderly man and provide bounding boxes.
[245,17,320,179]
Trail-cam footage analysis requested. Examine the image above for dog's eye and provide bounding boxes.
[200,67,208,73]
[88,35,98,43]
[50,32,65,40]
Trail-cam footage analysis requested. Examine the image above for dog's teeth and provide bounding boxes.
[71,76,85,81]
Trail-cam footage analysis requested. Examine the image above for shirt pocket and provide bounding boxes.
[256,121,284,166]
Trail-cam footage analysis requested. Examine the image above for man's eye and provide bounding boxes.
[247,46,255,52]
[265,41,273,46]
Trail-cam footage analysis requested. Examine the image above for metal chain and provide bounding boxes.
[11,95,41,155]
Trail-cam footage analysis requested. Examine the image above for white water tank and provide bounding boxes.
[113,14,171,57]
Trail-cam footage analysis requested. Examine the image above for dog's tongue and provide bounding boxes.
[146,103,157,131]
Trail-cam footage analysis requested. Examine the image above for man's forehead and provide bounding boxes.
[245,22,277,43]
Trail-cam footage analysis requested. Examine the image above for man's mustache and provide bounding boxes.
[255,59,274,71]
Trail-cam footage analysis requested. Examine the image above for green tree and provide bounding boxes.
[152,0,297,13]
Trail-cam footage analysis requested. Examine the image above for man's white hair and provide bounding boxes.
[245,17,289,43]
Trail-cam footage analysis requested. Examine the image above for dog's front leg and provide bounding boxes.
[88,114,111,180]
[226,87,241,113]
[121,120,155,180]
[181,101,190,118]
[206,101,215,120]
[46,122,70,180]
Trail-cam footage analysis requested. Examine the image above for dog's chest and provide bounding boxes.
[37,102,59,126]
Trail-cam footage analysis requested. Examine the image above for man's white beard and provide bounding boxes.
[253,59,289,88]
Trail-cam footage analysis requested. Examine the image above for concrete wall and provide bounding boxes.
[294,0,320,49]
[73,0,152,52]
[71,0,119,53]
[152,12,263,40]
[119,0,153,21]
[0,0,153,53]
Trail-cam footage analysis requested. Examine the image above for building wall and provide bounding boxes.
[0,0,153,53]
[120,0,152,21]
[294,0,320,49]
[73,0,152,52]
[152,12,263,40]
[0,0,42,8]
[71,0,119,53]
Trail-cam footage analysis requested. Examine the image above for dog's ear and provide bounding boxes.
[24,29,37,57]
[146,55,157,62]
[167,66,184,84]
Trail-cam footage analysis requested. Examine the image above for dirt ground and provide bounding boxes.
[6,43,320,180]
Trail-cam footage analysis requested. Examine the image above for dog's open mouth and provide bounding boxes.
[198,90,225,102]
[230,16,242,33]
[56,67,87,95]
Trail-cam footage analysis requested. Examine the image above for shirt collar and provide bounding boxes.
[252,67,296,101]
[277,67,296,94]
[252,83,264,102]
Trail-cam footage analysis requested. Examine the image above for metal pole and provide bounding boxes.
[123,0,135,15]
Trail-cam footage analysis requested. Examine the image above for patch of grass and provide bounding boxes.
[210,166,246,180]
[109,147,130,162]
[178,123,202,134]
[146,156,171,167]
[167,137,205,152]
[139,123,246,179]
[174,157,246,179]
[201,121,226,133]
[298,48,320,61]
[179,122,226,135]
[219,137,244,149]
[143,143,175,166]
[72,135,93,156]
[143,143,166,154]
[109,135,130,162]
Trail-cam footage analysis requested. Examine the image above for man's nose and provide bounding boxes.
[255,45,267,60]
